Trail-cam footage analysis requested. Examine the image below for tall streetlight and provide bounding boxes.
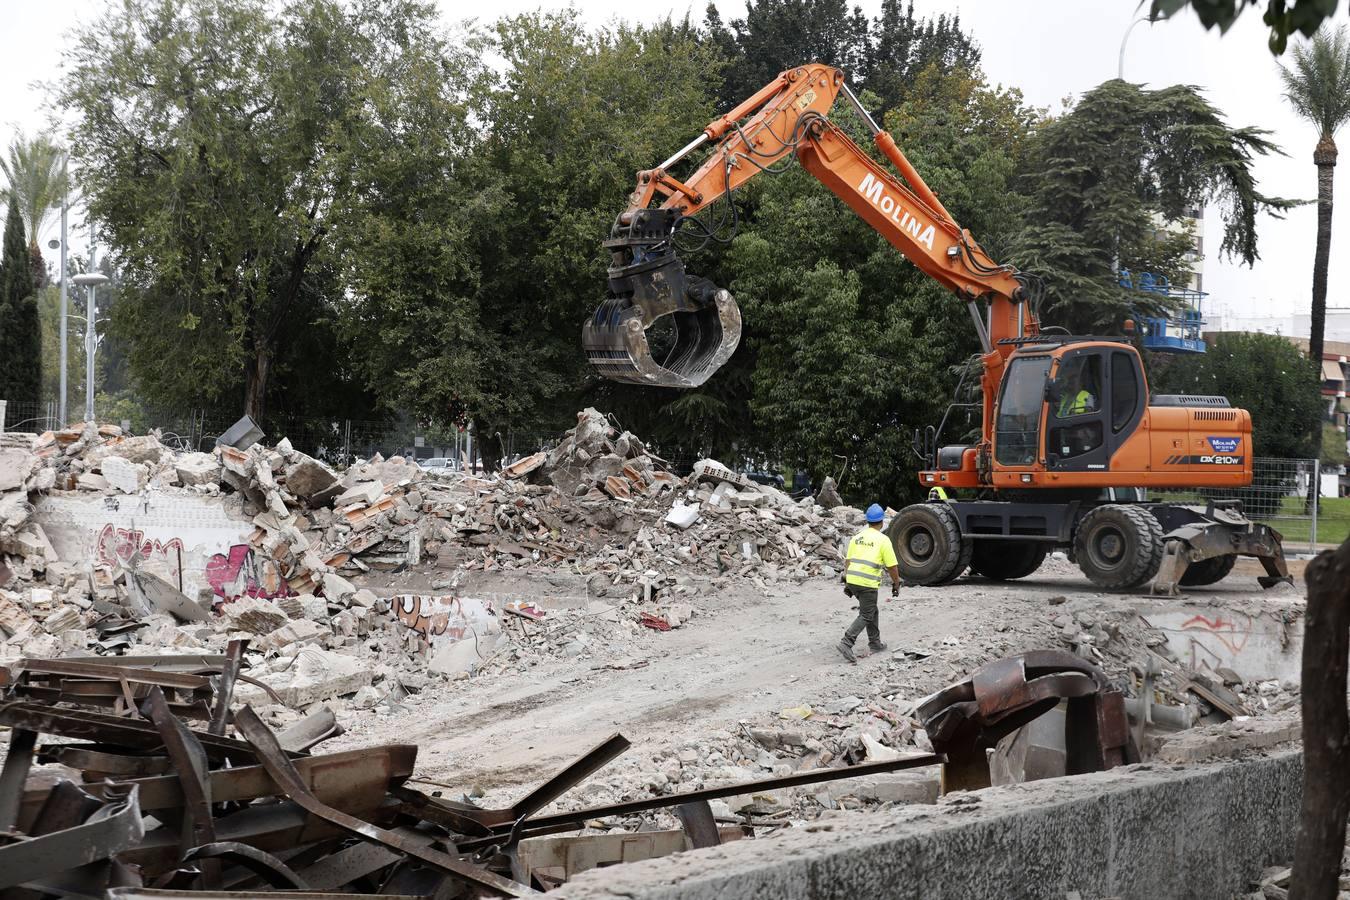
[72,272,108,424]
[43,160,71,425]
[1118,16,1155,80]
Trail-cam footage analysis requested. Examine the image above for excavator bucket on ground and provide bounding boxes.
[584,210,741,388]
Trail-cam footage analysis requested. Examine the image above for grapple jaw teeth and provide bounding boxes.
[583,209,742,388]
[584,291,742,388]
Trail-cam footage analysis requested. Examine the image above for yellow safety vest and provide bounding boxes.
[928,486,948,501]
[845,527,898,589]
[1058,389,1092,418]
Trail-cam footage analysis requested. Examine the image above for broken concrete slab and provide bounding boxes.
[502,451,547,480]
[101,456,149,494]
[85,435,165,467]
[261,618,327,652]
[0,594,39,640]
[0,523,55,562]
[40,605,82,635]
[1154,715,1301,764]
[272,647,373,706]
[223,595,290,634]
[816,476,844,509]
[0,448,36,492]
[76,472,110,492]
[124,567,213,622]
[428,636,484,676]
[173,452,221,487]
[335,480,384,509]
[285,455,339,502]
[322,572,357,602]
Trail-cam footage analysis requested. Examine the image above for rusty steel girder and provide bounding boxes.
[0,783,145,890]
[916,650,1136,792]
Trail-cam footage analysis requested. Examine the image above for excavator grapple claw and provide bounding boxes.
[584,291,741,388]
[584,209,742,388]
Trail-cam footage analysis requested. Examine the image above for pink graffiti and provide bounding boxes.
[393,594,469,642]
[206,544,289,605]
[96,524,185,585]
[1180,613,1251,655]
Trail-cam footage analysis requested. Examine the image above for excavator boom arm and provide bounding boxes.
[585,64,1037,394]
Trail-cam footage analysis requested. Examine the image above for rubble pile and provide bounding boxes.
[416,408,855,589]
[0,409,866,709]
[516,694,941,829]
[1042,596,1302,727]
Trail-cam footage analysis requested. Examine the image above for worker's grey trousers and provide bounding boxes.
[843,587,882,649]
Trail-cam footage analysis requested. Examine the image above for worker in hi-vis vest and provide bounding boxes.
[837,504,901,664]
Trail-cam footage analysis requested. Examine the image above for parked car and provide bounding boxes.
[419,457,453,472]
[744,471,785,488]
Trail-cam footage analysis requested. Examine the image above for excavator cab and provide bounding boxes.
[993,343,1146,476]
[583,209,742,388]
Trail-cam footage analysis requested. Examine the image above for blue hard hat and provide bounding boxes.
[865,503,885,523]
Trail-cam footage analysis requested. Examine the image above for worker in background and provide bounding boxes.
[928,485,948,501]
[837,503,901,664]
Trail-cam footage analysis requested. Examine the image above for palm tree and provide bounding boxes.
[0,132,69,252]
[1278,26,1350,451]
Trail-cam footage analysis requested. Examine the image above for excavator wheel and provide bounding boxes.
[890,503,968,586]
[1072,504,1164,590]
[937,536,974,584]
[1178,553,1238,587]
[970,540,1048,581]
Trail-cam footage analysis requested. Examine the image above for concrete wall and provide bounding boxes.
[36,492,258,602]
[1145,605,1302,683]
[551,752,1302,900]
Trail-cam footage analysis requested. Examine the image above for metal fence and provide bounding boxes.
[1148,456,1322,554]
[0,400,60,434]
[0,398,570,472]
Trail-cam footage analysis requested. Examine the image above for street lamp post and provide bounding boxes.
[58,176,68,425]
[72,272,108,424]
[1118,16,1154,80]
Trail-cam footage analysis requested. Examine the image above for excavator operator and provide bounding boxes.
[1054,358,1100,458]
[1056,362,1098,418]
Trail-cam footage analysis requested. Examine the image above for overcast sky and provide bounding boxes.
[1,0,1341,326]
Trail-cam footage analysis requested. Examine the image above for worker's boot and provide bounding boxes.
[869,641,888,654]
[836,638,857,664]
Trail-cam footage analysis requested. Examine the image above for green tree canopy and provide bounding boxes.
[1150,0,1338,54]
[58,0,390,421]
[0,132,68,254]
[1150,332,1322,458]
[1013,80,1294,333]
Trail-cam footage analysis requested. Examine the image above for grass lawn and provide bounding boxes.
[1261,495,1350,547]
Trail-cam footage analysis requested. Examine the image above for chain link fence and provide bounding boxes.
[0,400,60,435]
[0,398,574,473]
[1148,457,1323,553]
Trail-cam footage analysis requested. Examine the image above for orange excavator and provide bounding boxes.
[584,63,1291,594]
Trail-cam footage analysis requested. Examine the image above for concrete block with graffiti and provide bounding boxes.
[387,594,499,651]
[1144,606,1303,683]
[36,492,278,604]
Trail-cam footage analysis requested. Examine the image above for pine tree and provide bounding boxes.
[0,203,40,402]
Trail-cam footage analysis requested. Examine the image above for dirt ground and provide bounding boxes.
[326,554,1304,807]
